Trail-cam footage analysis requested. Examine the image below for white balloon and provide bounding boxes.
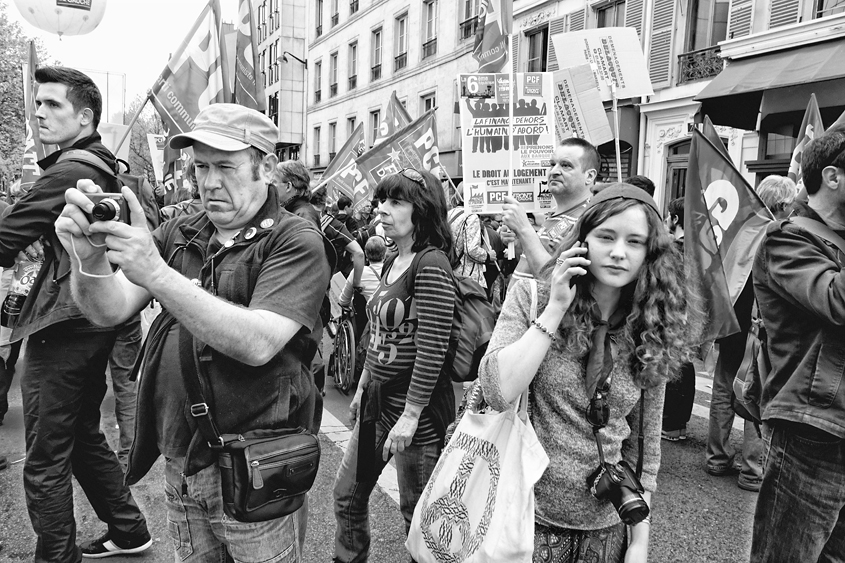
[13,0,107,38]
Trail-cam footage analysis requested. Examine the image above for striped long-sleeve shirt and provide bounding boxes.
[365,251,456,445]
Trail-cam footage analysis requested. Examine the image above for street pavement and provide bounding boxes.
[0,278,757,561]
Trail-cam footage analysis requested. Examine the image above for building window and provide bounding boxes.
[316,0,323,36]
[370,110,380,146]
[347,116,356,136]
[371,27,382,81]
[817,0,845,17]
[526,26,548,72]
[460,0,481,40]
[314,126,321,167]
[348,42,358,90]
[314,61,322,102]
[329,52,338,97]
[350,0,359,14]
[686,0,728,51]
[596,0,626,27]
[329,122,337,160]
[268,92,278,124]
[422,0,438,59]
[421,93,436,115]
[331,0,339,26]
[395,13,408,71]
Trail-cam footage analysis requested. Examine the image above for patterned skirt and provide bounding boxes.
[533,521,627,563]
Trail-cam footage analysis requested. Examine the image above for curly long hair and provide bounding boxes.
[374,169,455,261]
[539,196,703,388]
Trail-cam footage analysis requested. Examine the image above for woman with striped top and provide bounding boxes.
[333,168,457,563]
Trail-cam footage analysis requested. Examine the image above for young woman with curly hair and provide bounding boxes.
[479,183,701,563]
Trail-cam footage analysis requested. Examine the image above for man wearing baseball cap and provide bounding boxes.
[56,103,330,561]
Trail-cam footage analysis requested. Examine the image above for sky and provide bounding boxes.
[5,0,238,122]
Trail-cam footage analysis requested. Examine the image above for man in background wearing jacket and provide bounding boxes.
[750,131,845,561]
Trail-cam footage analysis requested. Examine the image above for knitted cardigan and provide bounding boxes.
[479,278,666,530]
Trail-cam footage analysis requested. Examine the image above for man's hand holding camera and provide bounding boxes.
[56,179,166,286]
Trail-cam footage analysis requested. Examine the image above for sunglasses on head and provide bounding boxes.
[399,167,425,187]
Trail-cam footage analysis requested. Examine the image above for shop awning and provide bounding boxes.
[695,39,845,131]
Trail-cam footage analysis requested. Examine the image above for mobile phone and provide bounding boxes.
[570,241,588,287]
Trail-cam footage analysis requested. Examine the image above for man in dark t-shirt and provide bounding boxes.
[55,104,330,562]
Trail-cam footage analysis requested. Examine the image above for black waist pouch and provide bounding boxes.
[218,427,320,522]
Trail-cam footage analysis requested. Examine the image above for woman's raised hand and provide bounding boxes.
[548,242,590,314]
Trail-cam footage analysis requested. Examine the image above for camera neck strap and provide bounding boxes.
[591,388,645,480]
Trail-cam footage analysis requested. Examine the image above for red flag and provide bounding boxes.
[315,122,368,207]
[473,0,512,73]
[233,0,264,111]
[356,110,441,188]
[685,129,772,341]
[374,91,412,146]
[702,115,729,159]
[20,41,55,195]
[149,0,227,186]
[787,94,824,184]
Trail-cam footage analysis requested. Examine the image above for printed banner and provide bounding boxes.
[356,111,441,188]
[458,73,556,215]
[20,42,55,195]
[552,64,613,146]
[550,27,653,101]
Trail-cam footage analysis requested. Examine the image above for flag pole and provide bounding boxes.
[612,84,622,183]
[506,32,516,260]
[114,95,150,156]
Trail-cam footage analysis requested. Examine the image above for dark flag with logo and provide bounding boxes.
[20,41,55,195]
[473,0,512,73]
[685,128,772,341]
[149,0,227,204]
[233,0,264,111]
[374,91,412,146]
[315,122,368,207]
[356,110,441,189]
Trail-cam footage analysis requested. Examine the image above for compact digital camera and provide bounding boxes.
[86,193,128,223]
[587,460,650,525]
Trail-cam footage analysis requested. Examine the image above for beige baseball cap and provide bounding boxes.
[169,103,278,155]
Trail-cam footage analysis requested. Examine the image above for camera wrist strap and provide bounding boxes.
[636,389,644,479]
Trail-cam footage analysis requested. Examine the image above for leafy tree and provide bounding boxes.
[0,3,50,189]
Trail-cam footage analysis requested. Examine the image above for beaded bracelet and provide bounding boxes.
[530,319,557,342]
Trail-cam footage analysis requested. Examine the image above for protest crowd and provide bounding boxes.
[1,6,845,563]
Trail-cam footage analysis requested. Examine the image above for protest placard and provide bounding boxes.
[550,27,653,101]
[459,72,556,214]
[552,64,614,146]
[146,134,167,182]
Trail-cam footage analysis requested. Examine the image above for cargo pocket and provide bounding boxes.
[164,482,193,561]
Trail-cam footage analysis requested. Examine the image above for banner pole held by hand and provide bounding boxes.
[507,40,516,260]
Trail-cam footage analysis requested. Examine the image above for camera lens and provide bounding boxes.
[616,489,650,525]
[91,199,120,222]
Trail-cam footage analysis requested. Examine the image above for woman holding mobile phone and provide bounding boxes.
[479,183,702,563]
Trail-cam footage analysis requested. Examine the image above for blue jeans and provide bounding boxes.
[707,337,763,481]
[333,420,441,563]
[164,458,302,563]
[751,420,845,562]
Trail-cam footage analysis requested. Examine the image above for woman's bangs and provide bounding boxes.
[375,174,417,202]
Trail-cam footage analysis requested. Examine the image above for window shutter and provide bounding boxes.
[546,16,567,71]
[625,0,645,39]
[648,0,676,88]
[569,9,585,31]
[727,0,753,39]
[511,34,520,73]
[769,0,799,28]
